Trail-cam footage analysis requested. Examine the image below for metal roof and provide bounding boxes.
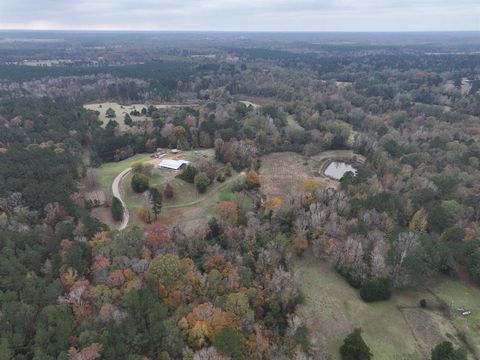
[158,159,189,170]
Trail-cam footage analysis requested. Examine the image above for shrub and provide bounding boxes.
[105,107,116,118]
[124,113,133,126]
[340,328,372,360]
[131,173,150,193]
[231,178,247,192]
[431,341,467,360]
[342,269,363,289]
[138,206,152,224]
[420,299,427,308]
[131,161,153,175]
[177,164,196,183]
[164,183,174,199]
[294,325,310,352]
[246,170,260,189]
[359,278,392,302]
[213,327,245,360]
[111,196,124,221]
[441,226,465,242]
[216,171,226,183]
[194,172,210,193]
[224,163,233,177]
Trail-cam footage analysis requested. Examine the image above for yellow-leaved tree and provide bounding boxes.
[409,208,428,233]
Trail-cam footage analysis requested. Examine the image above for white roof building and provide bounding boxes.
[158,159,189,170]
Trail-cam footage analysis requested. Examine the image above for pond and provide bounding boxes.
[324,161,357,180]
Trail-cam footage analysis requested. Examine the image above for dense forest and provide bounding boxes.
[0,32,479,359]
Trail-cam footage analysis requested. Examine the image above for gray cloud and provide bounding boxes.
[0,0,478,31]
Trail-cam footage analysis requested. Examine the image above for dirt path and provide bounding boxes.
[112,167,131,230]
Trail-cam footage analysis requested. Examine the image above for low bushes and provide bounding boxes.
[111,196,124,221]
[359,278,392,302]
[131,173,150,193]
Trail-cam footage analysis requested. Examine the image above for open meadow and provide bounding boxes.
[294,257,480,359]
[83,102,192,131]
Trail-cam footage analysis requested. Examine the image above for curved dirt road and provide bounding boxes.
[112,167,131,230]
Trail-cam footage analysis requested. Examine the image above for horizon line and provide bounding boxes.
[0,29,479,34]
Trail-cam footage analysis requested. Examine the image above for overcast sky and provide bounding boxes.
[0,0,479,32]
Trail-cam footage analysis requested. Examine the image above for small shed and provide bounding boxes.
[158,159,189,170]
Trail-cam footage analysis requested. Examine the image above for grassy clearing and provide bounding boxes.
[109,148,239,230]
[83,102,191,132]
[84,102,150,131]
[294,258,422,359]
[293,258,480,359]
[219,187,234,201]
[432,279,480,356]
[158,175,245,233]
[95,153,152,189]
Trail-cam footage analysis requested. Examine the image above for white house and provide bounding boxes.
[158,159,189,170]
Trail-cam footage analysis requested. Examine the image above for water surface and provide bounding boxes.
[324,162,357,180]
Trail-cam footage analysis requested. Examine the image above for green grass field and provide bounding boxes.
[294,257,480,359]
[295,258,421,359]
[95,153,151,189]
[432,279,480,356]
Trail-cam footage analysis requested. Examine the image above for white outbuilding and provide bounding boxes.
[158,159,189,170]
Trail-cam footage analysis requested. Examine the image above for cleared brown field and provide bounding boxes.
[259,151,365,199]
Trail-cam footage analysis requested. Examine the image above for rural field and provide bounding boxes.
[91,149,242,232]
[83,102,192,131]
[259,151,365,199]
[294,257,480,359]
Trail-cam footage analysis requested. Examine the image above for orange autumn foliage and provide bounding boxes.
[88,231,109,247]
[246,325,272,359]
[91,255,110,273]
[185,302,236,348]
[215,201,238,224]
[68,343,102,360]
[106,269,126,288]
[203,253,226,273]
[264,197,283,212]
[246,170,261,187]
[146,221,172,251]
[293,234,309,254]
[138,206,152,224]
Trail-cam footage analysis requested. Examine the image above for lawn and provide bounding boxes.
[432,279,480,356]
[294,258,422,359]
[95,153,151,189]
[293,257,477,359]
[104,148,241,231]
